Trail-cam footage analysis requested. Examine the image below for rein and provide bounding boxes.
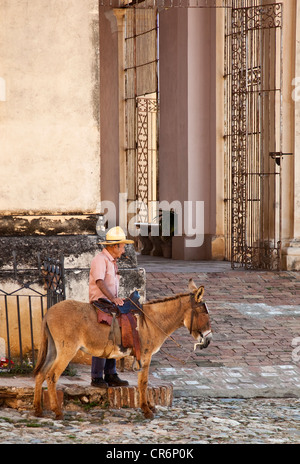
[128,296,191,365]
[128,292,209,366]
[189,295,209,334]
[127,296,182,348]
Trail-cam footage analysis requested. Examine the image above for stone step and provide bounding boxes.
[0,384,173,412]
[0,386,34,410]
[46,385,173,411]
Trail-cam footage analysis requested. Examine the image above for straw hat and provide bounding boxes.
[98,226,134,245]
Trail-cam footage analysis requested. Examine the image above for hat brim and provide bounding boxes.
[98,239,134,245]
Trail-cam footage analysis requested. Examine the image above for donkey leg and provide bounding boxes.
[47,378,63,420]
[141,356,156,413]
[33,323,58,417]
[33,371,46,417]
[46,352,74,420]
[138,362,154,419]
[148,396,157,414]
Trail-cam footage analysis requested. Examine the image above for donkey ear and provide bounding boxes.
[188,278,197,292]
[195,286,204,302]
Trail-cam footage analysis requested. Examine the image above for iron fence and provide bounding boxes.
[0,255,65,373]
[224,1,283,270]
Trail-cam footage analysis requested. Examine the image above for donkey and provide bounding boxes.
[33,279,212,420]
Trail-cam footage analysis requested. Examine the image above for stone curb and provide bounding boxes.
[0,384,173,412]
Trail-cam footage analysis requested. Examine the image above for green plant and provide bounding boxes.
[0,357,34,376]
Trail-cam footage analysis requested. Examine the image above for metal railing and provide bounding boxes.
[224,2,283,270]
[0,255,65,373]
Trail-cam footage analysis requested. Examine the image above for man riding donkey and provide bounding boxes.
[33,225,211,419]
[89,226,135,388]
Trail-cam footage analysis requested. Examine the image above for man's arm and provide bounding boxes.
[96,279,124,306]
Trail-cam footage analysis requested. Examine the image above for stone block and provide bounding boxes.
[43,390,64,411]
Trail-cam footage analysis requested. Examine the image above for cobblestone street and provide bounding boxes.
[1,256,300,446]
[0,397,299,444]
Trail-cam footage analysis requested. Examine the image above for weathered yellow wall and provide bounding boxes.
[0,284,47,359]
[0,0,100,214]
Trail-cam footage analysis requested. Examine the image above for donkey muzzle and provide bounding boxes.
[194,331,212,350]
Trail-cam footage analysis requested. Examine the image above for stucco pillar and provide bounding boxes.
[0,0,103,283]
[159,8,217,260]
[99,9,120,220]
[295,0,300,240]
[113,9,127,231]
[0,0,100,218]
[281,0,300,270]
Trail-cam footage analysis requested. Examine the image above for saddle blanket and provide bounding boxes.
[92,291,142,361]
[93,290,142,315]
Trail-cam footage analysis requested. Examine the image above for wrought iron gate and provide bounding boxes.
[42,256,65,308]
[0,255,65,372]
[136,96,159,222]
[124,8,159,224]
[224,1,283,270]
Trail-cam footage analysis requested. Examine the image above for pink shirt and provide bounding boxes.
[89,248,120,303]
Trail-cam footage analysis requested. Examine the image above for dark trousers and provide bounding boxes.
[91,357,116,379]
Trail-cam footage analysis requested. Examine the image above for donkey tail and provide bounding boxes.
[34,320,49,376]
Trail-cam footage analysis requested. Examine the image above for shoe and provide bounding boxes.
[91,377,108,388]
[104,373,129,387]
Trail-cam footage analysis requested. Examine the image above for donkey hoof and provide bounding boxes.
[143,410,154,420]
[55,413,64,420]
[34,410,43,418]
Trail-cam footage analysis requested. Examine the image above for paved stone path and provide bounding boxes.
[140,256,300,399]
[0,397,299,444]
[1,255,300,445]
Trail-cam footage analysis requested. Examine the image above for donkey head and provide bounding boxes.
[185,279,212,350]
